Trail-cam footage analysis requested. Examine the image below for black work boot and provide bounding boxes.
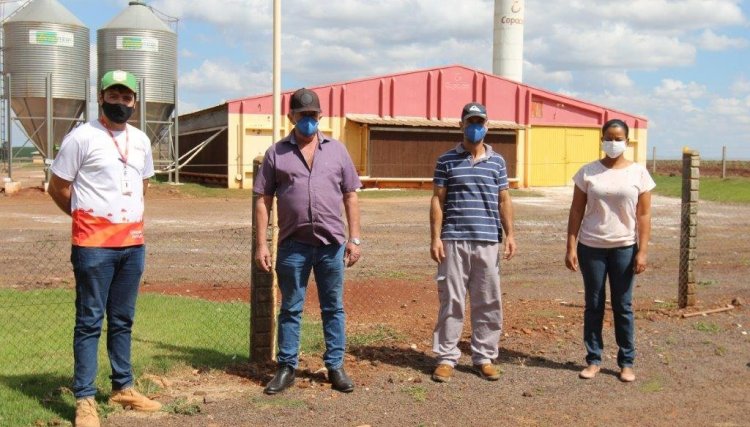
[328,367,354,393]
[264,365,296,395]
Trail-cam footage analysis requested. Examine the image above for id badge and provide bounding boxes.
[121,172,133,196]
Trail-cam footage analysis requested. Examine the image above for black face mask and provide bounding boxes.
[102,101,134,124]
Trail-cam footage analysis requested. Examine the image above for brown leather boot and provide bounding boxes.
[75,397,100,427]
[474,363,501,381]
[619,367,636,382]
[579,364,601,379]
[431,364,454,382]
[109,387,162,411]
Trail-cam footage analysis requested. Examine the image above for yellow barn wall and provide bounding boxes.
[514,128,527,188]
[527,127,601,187]
[225,113,647,189]
[227,113,363,189]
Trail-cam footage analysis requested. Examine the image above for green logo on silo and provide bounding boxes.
[36,31,58,45]
[29,30,74,47]
[122,37,143,49]
[116,36,159,52]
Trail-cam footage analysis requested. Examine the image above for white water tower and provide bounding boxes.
[492,0,524,82]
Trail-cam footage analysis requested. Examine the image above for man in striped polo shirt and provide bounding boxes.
[429,102,516,382]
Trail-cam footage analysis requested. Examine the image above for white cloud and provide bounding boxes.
[180,59,271,99]
[151,0,271,28]
[653,79,707,112]
[177,99,200,115]
[608,0,745,30]
[525,0,745,34]
[696,29,749,51]
[143,0,750,159]
[731,77,750,93]
[523,62,573,87]
[526,24,697,71]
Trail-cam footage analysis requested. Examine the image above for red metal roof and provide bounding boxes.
[227,64,647,130]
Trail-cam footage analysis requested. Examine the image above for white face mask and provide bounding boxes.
[602,140,627,158]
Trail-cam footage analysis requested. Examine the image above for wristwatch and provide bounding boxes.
[348,237,361,246]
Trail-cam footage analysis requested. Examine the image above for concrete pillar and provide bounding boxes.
[678,149,699,308]
[250,156,277,362]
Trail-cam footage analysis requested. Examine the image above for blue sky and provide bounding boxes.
[5,0,750,159]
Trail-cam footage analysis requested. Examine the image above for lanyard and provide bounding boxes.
[100,118,129,168]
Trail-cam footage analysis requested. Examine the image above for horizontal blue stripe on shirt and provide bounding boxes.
[433,145,508,243]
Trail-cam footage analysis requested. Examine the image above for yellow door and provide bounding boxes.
[529,127,600,186]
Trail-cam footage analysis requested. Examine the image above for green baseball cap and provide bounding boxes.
[101,70,138,93]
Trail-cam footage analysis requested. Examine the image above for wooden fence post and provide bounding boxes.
[250,156,277,362]
[678,148,699,308]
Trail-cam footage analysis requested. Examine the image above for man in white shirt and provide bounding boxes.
[49,70,161,427]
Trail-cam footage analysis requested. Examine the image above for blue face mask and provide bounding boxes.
[464,123,487,144]
[295,116,319,137]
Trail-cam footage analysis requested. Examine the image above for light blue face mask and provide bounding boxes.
[295,116,319,137]
[464,123,487,144]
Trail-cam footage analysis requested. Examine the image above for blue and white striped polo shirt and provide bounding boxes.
[433,143,509,242]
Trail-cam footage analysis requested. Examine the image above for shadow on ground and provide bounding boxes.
[348,342,621,378]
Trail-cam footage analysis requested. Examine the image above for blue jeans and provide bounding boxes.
[71,245,145,399]
[577,243,636,368]
[275,240,346,370]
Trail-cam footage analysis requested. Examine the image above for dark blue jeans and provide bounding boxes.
[577,243,636,368]
[71,245,145,399]
[275,240,346,370]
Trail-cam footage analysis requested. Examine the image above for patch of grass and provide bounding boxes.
[148,178,248,199]
[403,385,428,402]
[530,309,562,318]
[358,189,432,199]
[660,352,672,366]
[655,300,677,310]
[0,289,250,426]
[714,345,727,357]
[357,188,542,199]
[639,378,663,393]
[382,270,412,280]
[693,321,721,333]
[134,376,163,397]
[652,175,750,203]
[300,322,405,353]
[250,395,306,410]
[163,397,202,415]
[348,324,405,348]
[697,280,716,288]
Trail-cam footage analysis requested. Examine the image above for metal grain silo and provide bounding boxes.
[97,0,176,142]
[3,0,89,158]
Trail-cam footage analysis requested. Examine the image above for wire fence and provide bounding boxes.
[1,161,749,382]
[0,226,252,374]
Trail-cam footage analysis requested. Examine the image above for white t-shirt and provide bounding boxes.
[573,160,656,249]
[51,120,154,247]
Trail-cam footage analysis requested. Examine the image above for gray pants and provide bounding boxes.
[432,240,503,366]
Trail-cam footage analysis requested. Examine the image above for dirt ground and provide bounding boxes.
[2,163,750,427]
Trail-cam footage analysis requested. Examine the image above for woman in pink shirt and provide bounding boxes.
[565,119,656,382]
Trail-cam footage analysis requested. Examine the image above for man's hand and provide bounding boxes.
[255,244,272,272]
[503,235,516,260]
[431,239,445,264]
[344,242,361,267]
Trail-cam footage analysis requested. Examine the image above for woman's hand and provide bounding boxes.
[565,249,579,272]
[634,250,648,274]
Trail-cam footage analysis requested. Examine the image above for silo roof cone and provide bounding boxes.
[102,1,174,33]
[8,0,85,26]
